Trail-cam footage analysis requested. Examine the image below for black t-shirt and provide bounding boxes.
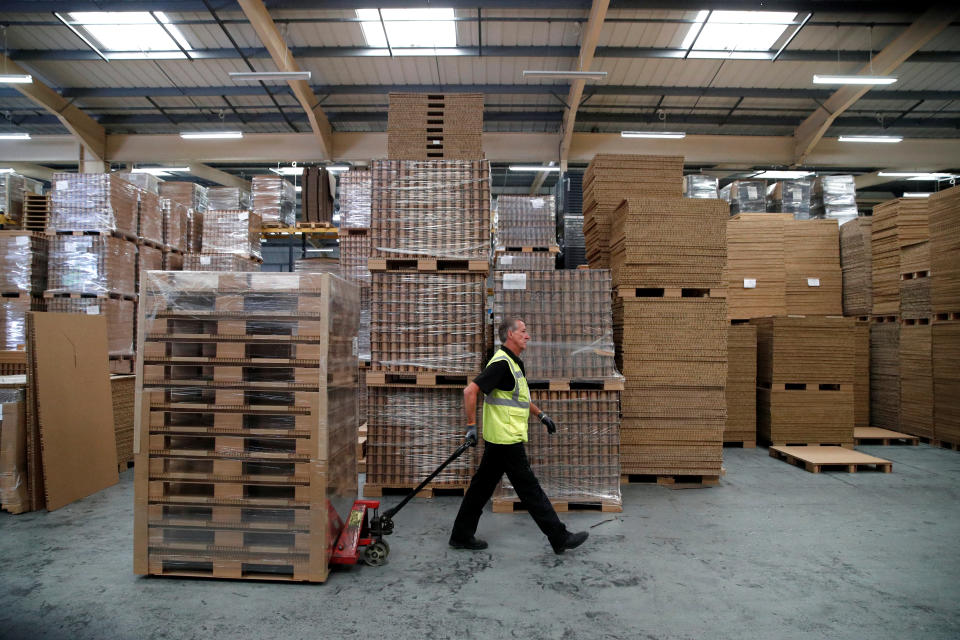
[472,346,526,395]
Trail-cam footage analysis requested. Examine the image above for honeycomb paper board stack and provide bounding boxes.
[871,199,903,315]
[725,214,789,320]
[111,374,135,470]
[932,317,960,445]
[387,93,483,161]
[840,217,872,316]
[928,185,960,313]
[0,232,46,353]
[138,189,164,248]
[784,219,842,315]
[870,320,900,430]
[583,155,684,268]
[753,316,855,446]
[900,242,931,319]
[900,321,933,439]
[725,324,757,445]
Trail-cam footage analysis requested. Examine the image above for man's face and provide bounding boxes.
[508,321,531,353]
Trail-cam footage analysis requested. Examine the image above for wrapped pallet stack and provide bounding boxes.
[494,195,558,271]
[0,231,46,350]
[252,175,296,227]
[133,271,359,582]
[387,93,483,161]
[492,270,623,511]
[610,190,728,483]
[766,179,812,219]
[812,175,858,224]
[929,185,960,447]
[47,173,139,373]
[720,180,767,214]
[197,208,262,271]
[338,226,372,424]
[0,172,43,227]
[158,182,205,252]
[364,156,490,495]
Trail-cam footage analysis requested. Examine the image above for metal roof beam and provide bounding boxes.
[793,5,960,164]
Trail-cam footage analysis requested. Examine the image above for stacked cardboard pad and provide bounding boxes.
[753,316,855,445]
[0,231,46,350]
[870,318,900,430]
[133,272,359,583]
[583,155,684,268]
[839,218,873,316]
[111,375,135,470]
[365,159,489,493]
[610,193,728,478]
[930,185,960,445]
[725,324,757,446]
[853,320,871,427]
[387,93,483,161]
[196,208,262,269]
[492,270,622,509]
[871,198,921,315]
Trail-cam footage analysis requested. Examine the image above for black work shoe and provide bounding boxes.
[552,531,589,554]
[449,536,488,550]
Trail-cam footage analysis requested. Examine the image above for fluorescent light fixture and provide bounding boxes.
[0,74,32,84]
[305,248,335,253]
[357,8,456,49]
[229,71,311,82]
[681,10,796,56]
[132,167,189,175]
[508,165,563,172]
[180,131,243,139]
[621,131,687,139]
[0,133,30,140]
[522,70,608,80]
[838,135,902,143]
[0,168,15,174]
[271,167,303,176]
[752,170,814,179]
[295,185,302,193]
[813,74,897,85]
[325,165,351,172]
[69,11,192,59]
[903,192,931,198]
[878,172,957,181]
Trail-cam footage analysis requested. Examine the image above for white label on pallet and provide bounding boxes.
[352,337,359,356]
[746,186,758,199]
[199,256,211,265]
[56,180,69,191]
[743,278,757,289]
[531,198,545,208]
[500,255,514,265]
[15,236,28,246]
[503,273,527,290]
[807,277,820,287]
[85,306,100,315]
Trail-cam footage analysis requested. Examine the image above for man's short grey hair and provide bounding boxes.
[498,318,523,344]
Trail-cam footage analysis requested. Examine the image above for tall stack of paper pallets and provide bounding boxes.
[133,271,359,583]
[929,185,960,448]
[610,187,728,484]
[387,93,483,161]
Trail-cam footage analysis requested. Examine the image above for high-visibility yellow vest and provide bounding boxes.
[481,348,531,444]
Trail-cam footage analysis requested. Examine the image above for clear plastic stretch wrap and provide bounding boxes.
[767,179,813,219]
[138,189,164,246]
[494,251,556,271]
[495,195,557,249]
[0,173,41,226]
[134,272,359,583]
[358,288,370,362]
[496,389,621,506]
[338,169,371,228]
[0,387,28,514]
[494,270,621,380]
[720,180,768,214]
[115,172,160,194]
[369,160,491,259]
[366,386,480,487]
[160,198,188,253]
[370,272,486,374]
[201,209,262,260]
[294,258,340,274]
[0,232,47,293]
[684,175,719,199]
[46,235,137,297]
[183,252,260,272]
[206,187,251,211]
[46,297,135,356]
[0,297,43,350]
[252,175,296,227]
[50,173,139,237]
[158,181,208,214]
[186,208,203,253]
[338,231,371,286]
[812,175,858,222]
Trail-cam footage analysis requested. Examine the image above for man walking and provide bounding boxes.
[449,317,589,554]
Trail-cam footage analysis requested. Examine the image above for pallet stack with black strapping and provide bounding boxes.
[133,271,359,583]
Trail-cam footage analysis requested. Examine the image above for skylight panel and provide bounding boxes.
[357,8,457,49]
[69,11,193,58]
[681,10,796,54]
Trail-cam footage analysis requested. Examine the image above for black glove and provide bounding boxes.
[539,412,557,434]
[465,425,478,447]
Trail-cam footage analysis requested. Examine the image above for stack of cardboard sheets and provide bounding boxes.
[870,320,900,429]
[932,317,960,445]
[871,199,904,315]
[900,321,933,439]
[785,219,842,315]
[387,93,483,161]
[854,320,871,427]
[338,170,371,229]
[725,324,757,445]
[251,175,295,227]
[929,185,960,444]
[495,195,557,249]
[840,218,873,316]
[900,242,931,319]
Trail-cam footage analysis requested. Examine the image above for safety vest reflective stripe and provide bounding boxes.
[483,354,526,407]
[481,349,531,445]
[483,395,528,408]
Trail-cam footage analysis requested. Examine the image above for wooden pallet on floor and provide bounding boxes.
[769,441,855,449]
[620,473,722,489]
[492,497,622,513]
[853,427,919,446]
[769,445,893,473]
[362,483,468,498]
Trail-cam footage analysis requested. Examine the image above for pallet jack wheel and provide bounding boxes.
[363,540,390,567]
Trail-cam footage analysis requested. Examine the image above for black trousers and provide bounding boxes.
[451,441,568,545]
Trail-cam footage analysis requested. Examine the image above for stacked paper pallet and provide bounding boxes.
[338,169,371,229]
[387,93,483,161]
[206,187,250,211]
[720,180,767,214]
[583,155,683,268]
[339,229,371,363]
[183,253,259,272]
[754,316,855,445]
[133,272,359,583]
[785,220,842,315]
[0,232,46,351]
[610,188,728,480]
[252,175,295,227]
[201,209,262,266]
[725,324,757,446]
[900,319,933,439]
[871,199,904,315]
[111,374,135,470]
[900,242,931,319]
[929,185,960,445]
[853,320,871,427]
[840,218,873,316]
[495,195,557,249]
[870,318,900,430]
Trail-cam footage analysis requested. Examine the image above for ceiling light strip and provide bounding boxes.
[229,71,312,82]
[838,135,902,143]
[180,131,243,139]
[0,132,30,140]
[621,131,687,139]
[813,74,897,85]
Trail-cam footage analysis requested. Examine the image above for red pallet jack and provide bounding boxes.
[329,436,474,567]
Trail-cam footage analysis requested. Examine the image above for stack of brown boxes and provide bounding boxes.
[47,173,139,372]
[0,231,46,351]
[387,93,483,161]
[252,175,296,227]
[930,185,960,446]
[725,324,757,447]
[583,155,684,268]
[754,316,855,446]
[301,166,333,224]
[610,192,728,480]
[491,270,622,509]
[840,218,872,316]
[133,271,359,583]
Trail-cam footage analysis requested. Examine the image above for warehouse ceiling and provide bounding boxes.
[0,1,958,196]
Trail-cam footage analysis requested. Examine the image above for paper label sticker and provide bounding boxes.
[56,180,69,191]
[15,236,29,246]
[502,273,527,290]
[500,255,514,265]
[807,278,820,287]
[743,278,757,289]
[200,256,211,265]
[352,337,359,356]
[85,306,100,315]
[531,198,545,209]
[746,186,758,200]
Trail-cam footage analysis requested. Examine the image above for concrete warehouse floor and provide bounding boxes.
[1,445,959,640]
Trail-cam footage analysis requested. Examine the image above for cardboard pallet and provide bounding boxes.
[853,426,919,446]
[769,445,892,473]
